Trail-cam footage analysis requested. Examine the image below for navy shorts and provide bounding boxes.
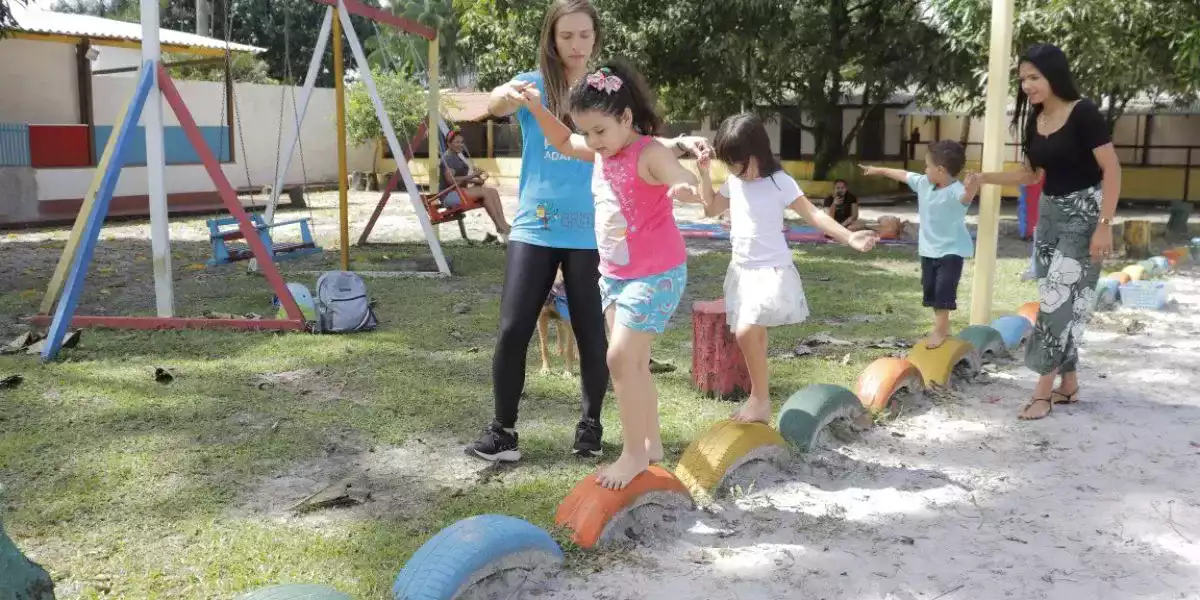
[921,255,964,310]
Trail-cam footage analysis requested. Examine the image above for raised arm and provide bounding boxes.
[696,162,729,216]
[789,194,876,252]
[975,160,1043,187]
[488,79,533,118]
[519,88,595,163]
[642,142,703,204]
[858,164,912,184]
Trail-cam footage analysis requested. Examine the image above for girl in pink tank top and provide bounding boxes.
[521,60,710,490]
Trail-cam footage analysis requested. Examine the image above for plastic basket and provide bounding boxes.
[1191,237,1200,261]
[1118,280,1169,310]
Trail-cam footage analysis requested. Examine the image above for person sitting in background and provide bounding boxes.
[822,179,865,231]
[441,130,511,243]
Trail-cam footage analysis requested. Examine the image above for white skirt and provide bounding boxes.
[723,262,810,330]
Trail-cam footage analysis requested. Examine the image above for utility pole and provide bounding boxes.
[195,0,210,37]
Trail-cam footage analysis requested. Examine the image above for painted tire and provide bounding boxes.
[1150,256,1170,273]
[1095,277,1119,309]
[1111,271,1132,285]
[674,420,789,501]
[392,515,564,600]
[853,357,924,416]
[1016,301,1039,325]
[908,337,981,387]
[1122,264,1146,281]
[237,585,352,600]
[775,384,866,453]
[956,325,1007,361]
[555,466,693,550]
[990,315,1032,350]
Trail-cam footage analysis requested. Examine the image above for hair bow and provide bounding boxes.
[585,70,623,94]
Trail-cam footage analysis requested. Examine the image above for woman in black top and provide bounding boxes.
[440,130,511,242]
[972,43,1121,421]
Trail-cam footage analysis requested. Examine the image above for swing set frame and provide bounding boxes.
[33,0,450,360]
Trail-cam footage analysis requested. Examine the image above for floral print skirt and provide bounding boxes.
[1026,185,1102,375]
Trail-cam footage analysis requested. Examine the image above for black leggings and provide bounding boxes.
[492,241,609,429]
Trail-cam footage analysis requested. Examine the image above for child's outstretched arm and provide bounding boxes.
[518,88,596,163]
[696,160,729,216]
[961,172,982,205]
[789,194,877,252]
[858,164,912,184]
[642,142,703,204]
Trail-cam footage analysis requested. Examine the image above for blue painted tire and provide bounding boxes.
[990,315,1032,350]
[1150,256,1170,273]
[236,584,352,600]
[392,514,564,600]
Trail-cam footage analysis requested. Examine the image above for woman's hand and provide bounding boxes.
[674,136,714,162]
[848,230,878,252]
[858,164,880,177]
[518,85,542,106]
[1090,225,1113,263]
[667,183,701,204]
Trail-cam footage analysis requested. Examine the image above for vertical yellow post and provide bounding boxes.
[428,36,440,191]
[969,0,1016,325]
[333,3,350,271]
[487,118,494,158]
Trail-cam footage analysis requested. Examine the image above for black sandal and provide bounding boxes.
[1050,388,1079,404]
[1018,397,1053,421]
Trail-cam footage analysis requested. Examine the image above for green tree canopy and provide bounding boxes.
[343,68,458,147]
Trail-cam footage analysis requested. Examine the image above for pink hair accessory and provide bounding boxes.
[585,70,623,94]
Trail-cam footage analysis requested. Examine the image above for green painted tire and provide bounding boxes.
[957,325,1007,361]
[775,384,865,453]
[236,585,353,600]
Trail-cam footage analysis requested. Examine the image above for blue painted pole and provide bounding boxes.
[42,63,156,361]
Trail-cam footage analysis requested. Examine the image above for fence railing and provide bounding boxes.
[0,123,32,167]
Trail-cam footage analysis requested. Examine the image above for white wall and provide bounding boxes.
[2,39,376,202]
[0,38,80,124]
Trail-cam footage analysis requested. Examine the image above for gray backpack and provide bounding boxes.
[313,271,378,334]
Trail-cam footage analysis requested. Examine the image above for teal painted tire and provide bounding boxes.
[957,325,1007,360]
[236,584,352,600]
[775,384,865,453]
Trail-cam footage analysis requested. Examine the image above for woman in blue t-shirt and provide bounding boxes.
[469,0,713,463]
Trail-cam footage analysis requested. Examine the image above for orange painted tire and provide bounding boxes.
[554,465,693,549]
[854,357,924,416]
[1017,301,1039,325]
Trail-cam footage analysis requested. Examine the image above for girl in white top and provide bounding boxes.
[699,113,879,423]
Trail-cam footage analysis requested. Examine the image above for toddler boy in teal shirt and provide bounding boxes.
[860,140,981,348]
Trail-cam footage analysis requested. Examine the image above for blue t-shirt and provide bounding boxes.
[907,173,974,259]
[508,71,597,249]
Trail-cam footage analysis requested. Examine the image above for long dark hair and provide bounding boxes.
[1011,43,1081,164]
[538,0,602,125]
[714,113,782,179]
[567,59,664,135]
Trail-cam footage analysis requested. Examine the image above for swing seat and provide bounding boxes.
[422,185,485,242]
[207,213,321,266]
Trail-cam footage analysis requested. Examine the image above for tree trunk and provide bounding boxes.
[959,116,972,144]
[0,521,55,600]
[691,299,751,400]
[811,105,843,181]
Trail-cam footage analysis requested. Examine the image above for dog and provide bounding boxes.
[537,270,576,377]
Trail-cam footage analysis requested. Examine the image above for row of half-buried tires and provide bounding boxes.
[238,305,1039,600]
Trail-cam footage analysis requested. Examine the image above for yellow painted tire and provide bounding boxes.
[674,420,789,502]
[907,337,981,387]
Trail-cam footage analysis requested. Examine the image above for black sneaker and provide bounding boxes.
[469,422,521,462]
[573,418,604,458]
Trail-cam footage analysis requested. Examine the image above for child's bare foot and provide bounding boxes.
[597,452,650,490]
[731,396,772,423]
[645,438,663,464]
[925,332,947,349]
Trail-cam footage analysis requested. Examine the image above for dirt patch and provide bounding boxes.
[231,435,492,527]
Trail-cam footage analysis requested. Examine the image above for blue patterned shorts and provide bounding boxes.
[599,263,687,334]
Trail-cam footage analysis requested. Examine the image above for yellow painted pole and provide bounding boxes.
[969,0,1016,325]
[428,37,440,191]
[40,77,139,314]
[333,3,350,271]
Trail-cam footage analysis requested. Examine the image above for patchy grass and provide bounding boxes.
[0,228,1035,598]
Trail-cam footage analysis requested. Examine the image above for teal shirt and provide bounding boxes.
[907,173,974,258]
[508,71,598,249]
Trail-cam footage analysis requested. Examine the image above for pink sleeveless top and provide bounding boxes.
[591,136,687,279]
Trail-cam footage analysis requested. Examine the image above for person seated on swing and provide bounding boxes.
[441,130,512,244]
